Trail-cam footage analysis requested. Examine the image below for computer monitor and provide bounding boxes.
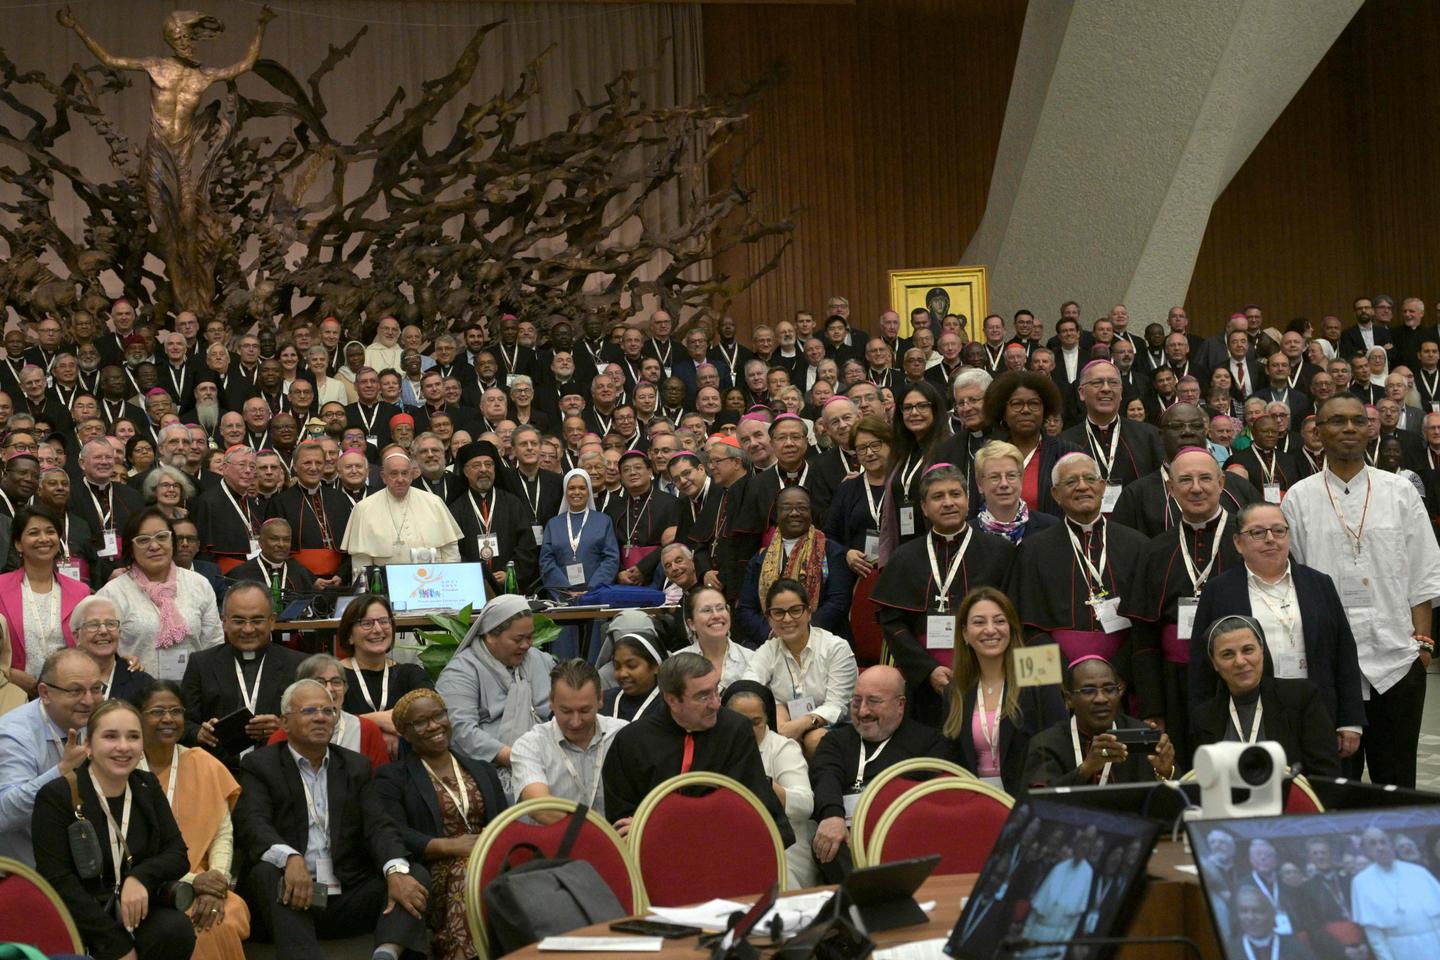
[1028,782,1202,825]
[1187,806,1440,960]
[383,562,490,614]
[1302,775,1440,811]
[945,799,1159,959]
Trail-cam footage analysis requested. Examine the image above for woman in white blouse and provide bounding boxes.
[742,577,858,758]
[723,680,817,889]
[98,507,223,680]
[678,586,751,692]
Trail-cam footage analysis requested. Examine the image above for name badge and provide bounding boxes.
[477,534,498,560]
[1176,598,1198,640]
[899,506,915,537]
[58,562,81,581]
[315,856,340,894]
[412,546,436,564]
[1264,483,1282,504]
[1341,571,1373,609]
[1090,596,1131,633]
[247,538,261,559]
[863,533,880,560]
[507,374,518,387]
[99,530,119,558]
[785,695,816,721]
[1274,911,1293,937]
[1101,482,1122,514]
[155,645,189,682]
[566,562,586,586]
[926,614,957,649]
[366,434,379,447]
[842,791,862,826]
[532,525,544,545]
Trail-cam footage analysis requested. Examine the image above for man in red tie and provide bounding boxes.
[600,652,793,844]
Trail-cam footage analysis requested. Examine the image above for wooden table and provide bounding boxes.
[505,841,1221,959]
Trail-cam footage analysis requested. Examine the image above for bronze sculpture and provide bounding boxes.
[56,5,274,316]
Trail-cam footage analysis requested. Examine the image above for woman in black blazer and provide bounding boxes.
[372,688,508,960]
[31,699,194,960]
[941,587,1067,794]
[1190,615,1340,778]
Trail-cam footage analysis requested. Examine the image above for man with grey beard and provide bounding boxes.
[183,375,222,433]
[128,422,192,492]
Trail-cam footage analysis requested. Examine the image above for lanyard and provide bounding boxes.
[566,510,589,554]
[88,483,113,529]
[1179,515,1226,597]
[348,660,390,712]
[469,491,494,534]
[234,655,265,713]
[926,529,972,613]
[88,771,133,884]
[1230,697,1263,744]
[863,481,882,530]
[0,489,15,517]
[977,683,1004,761]
[258,560,288,593]
[780,462,810,487]
[900,451,924,493]
[614,685,660,718]
[1251,574,1297,643]
[1423,368,1440,400]
[1322,469,1371,560]
[1065,520,1110,599]
[853,736,892,789]
[499,343,519,372]
[300,768,328,835]
[102,660,117,698]
[1071,716,1113,785]
[428,753,471,821]
[1085,420,1122,479]
[302,488,335,548]
[1255,448,1277,486]
[1242,937,1279,960]
[651,337,672,366]
[559,733,605,808]
[140,744,182,804]
[168,365,186,396]
[518,474,542,519]
[623,494,653,545]
[222,483,256,535]
[357,403,379,434]
[719,341,738,373]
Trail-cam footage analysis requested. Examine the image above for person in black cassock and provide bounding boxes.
[1058,359,1165,491]
[1010,452,1149,691]
[601,652,793,845]
[227,518,320,610]
[1110,403,1261,537]
[497,423,564,549]
[452,439,539,593]
[607,448,680,587]
[704,435,759,606]
[263,439,352,584]
[1021,655,1176,792]
[1119,448,1242,769]
[667,450,722,581]
[872,463,1015,726]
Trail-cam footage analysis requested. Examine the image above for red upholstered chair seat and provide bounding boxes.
[476,818,638,918]
[0,865,82,954]
[633,782,782,907]
[1284,776,1324,814]
[871,782,1013,875]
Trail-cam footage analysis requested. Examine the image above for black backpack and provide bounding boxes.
[482,805,627,953]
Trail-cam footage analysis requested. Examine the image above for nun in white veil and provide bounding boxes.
[539,469,621,657]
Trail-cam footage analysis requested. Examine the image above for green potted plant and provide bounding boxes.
[406,603,560,681]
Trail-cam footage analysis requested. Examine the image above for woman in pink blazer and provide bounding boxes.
[0,505,92,693]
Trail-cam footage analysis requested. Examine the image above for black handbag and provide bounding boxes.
[63,771,103,881]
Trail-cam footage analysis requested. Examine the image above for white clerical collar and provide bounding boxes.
[1183,506,1223,530]
[1068,516,1101,533]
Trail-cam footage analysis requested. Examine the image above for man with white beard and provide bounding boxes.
[127,423,191,492]
[183,375,222,434]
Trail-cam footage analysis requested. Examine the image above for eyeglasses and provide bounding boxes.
[981,471,1021,485]
[1082,378,1122,388]
[317,676,346,690]
[355,617,393,630]
[691,604,728,617]
[1074,683,1123,699]
[174,534,200,544]
[902,402,933,414]
[290,706,339,719]
[1006,397,1044,411]
[1241,525,1290,541]
[44,682,107,698]
[408,709,449,731]
[143,706,186,719]
[854,441,887,456]
[131,531,173,548]
[1319,415,1368,428]
[849,695,899,711]
[80,619,121,632]
[226,616,271,629]
[687,690,720,705]
[1056,473,1103,489]
[767,604,808,621]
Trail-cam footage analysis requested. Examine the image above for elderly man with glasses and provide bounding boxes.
[0,648,102,863]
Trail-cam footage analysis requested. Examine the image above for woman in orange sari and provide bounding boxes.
[135,679,251,959]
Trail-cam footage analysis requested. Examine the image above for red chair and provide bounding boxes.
[0,856,83,954]
[850,758,974,867]
[464,798,643,960]
[868,779,1014,874]
[1285,774,1325,814]
[850,571,884,664]
[629,772,786,906]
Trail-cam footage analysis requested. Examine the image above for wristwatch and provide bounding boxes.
[385,862,411,877]
[809,715,824,730]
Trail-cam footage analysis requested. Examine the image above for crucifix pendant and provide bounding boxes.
[935,596,949,613]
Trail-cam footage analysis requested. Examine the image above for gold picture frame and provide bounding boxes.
[887,265,988,339]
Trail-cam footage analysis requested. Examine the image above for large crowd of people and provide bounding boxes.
[1,296,1439,958]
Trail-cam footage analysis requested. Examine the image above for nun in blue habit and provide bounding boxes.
[540,468,621,657]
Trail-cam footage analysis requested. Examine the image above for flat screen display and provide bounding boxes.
[384,562,490,613]
[1187,806,1440,960]
[945,798,1159,959]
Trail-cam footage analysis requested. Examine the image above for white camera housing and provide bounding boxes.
[1193,741,1286,819]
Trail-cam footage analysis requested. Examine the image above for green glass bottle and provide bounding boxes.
[270,573,283,614]
[504,561,518,595]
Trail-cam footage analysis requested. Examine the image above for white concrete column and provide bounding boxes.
[963,0,1362,324]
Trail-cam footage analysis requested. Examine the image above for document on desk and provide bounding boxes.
[537,935,664,951]
[872,937,950,960]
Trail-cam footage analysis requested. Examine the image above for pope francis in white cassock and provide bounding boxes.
[1019,831,1097,959]
[1352,827,1440,960]
[341,449,463,567]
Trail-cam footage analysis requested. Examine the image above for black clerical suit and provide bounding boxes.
[71,479,145,573]
[711,475,759,606]
[744,458,823,532]
[190,480,265,570]
[264,484,353,581]
[236,743,429,959]
[808,446,861,524]
[1227,445,1305,494]
[601,706,793,846]
[871,528,1016,726]
[181,641,307,768]
[32,764,194,960]
[673,478,723,579]
[1058,418,1165,489]
[228,555,318,610]
[453,484,540,592]
[415,471,462,505]
[605,485,682,585]
[499,467,564,538]
[1020,712,1157,793]
[1110,469,1261,538]
[344,400,402,449]
[807,717,948,881]
[1120,515,1243,767]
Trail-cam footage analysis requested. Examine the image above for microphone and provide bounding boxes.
[1001,934,1205,958]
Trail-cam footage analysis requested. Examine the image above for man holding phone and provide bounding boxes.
[182,581,306,770]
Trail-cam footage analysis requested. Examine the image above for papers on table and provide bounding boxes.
[537,935,664,952]
[646,893,938,937]
[873,937,950,960]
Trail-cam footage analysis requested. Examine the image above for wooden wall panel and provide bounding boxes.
[703,0,1027,335]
